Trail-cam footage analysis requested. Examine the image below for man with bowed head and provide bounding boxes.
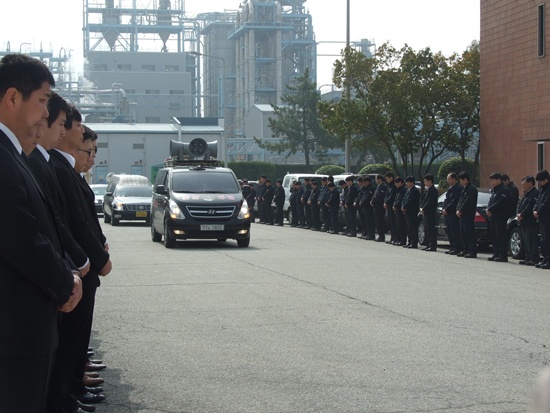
[0,53,82,413]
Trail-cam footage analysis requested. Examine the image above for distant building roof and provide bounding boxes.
[254,104,275,113]
[84,123,223,134]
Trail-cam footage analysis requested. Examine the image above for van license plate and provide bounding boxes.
[136,211,147,217]
[201,225,224,231]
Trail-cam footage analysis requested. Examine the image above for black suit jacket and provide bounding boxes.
[28,147,88,268]
[0,131,74,357]
[49,150,109,277]
[421,185,438,214]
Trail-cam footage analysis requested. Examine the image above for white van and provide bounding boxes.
[281,173,328,221]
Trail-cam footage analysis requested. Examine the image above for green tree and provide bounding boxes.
[254,68,337,170]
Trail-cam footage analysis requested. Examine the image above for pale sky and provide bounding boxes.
[1,0,479,91]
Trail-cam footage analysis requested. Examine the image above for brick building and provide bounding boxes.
[480,0,550,186]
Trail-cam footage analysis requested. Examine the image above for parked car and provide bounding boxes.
[90,183,107,215]
[103,184,153,226]
[417,190,492,246]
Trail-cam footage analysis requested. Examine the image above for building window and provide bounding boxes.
[117,64,132,71]
[539,4,545,57]
[145,89,160,95]
[170,90,185,95]
[132,143,144,150]
[97,142,108,148]
[94,64,108,71]
[169,103,181,111]
[538,142,545,171]
[126,89,136,94]
[165,65,179,71]
[142,64,156,71]
[145,116,161,123]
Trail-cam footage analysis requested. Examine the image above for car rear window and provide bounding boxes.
[172,171,240,194]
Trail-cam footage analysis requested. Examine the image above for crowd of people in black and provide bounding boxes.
[0,54,110,413]
[244,169,550,268]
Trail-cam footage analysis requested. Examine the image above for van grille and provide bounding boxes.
[186,205,235,219]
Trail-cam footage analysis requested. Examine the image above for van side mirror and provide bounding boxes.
[156,185,167,195]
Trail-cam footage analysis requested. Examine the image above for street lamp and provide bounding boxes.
[189,51,227,167]
[345,0,351,173]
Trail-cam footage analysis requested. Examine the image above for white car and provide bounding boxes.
[90,184,108,215]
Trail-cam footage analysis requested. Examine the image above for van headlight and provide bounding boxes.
[169,200,185,219]
[114,201,124,210]
[238,200,250,219]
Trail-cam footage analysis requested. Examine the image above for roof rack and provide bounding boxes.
[164,157,221,168]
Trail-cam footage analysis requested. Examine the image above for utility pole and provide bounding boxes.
[344,0,351,172]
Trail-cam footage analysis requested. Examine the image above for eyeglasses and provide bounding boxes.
[77,148,93,157]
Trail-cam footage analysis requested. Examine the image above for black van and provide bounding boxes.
[151,163,252,248]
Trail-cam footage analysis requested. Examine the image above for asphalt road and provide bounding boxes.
[91,221,550,413]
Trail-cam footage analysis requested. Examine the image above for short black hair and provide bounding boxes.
[65,104,82,130]
[321,177,328,182]
[327,182,336,188]
[82,125,97,142]
[295,181,301,186]
[376,174,384,180]
[357,177,364,182]
[448,172,457,180]
[312,180,319,186]
[46,92,72,128]
[536,170,550,181]
[276,178,282,184]
[260,174,267,179]
[384,172,394,179]
[489,172,502,180]
[265,179,271,184]
[458,171,470,181]
[345,176,353,182]
[338,180,346,186]
[501,173,510,181]
[423,174,434,183]
[405,176,415,183]
[395,177,404,184]
[328,175,334,182]
[522,175,535,185]
[0,53,55,100]
[363,176,372,182]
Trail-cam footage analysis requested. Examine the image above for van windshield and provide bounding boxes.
[172,172,240,194]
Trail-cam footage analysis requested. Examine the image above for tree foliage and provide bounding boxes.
[254,68,338,170]
[318,41,480,177]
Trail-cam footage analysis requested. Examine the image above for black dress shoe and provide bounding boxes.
[424,248,437,252]
[402,244,411,248]
[375,238,385,242]
[445,250,451,254]
[78,392,106,404]
[448,250,458,255]
[487,255,497,261]
[407,244,418,249]
[494,256,508,262]
[525,260,537,266]
[76,400,96,412]
[456,251,466,257]
[464,253,477,258]
[85,386,104,394]
[72,408,88,413]
[421,247,428,251]
[540,263,550,269]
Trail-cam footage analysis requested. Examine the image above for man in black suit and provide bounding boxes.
[516,175,540,266]
[441,173,463,255]
[401,176,420,248]
[383,172,397,244]
[263,179,275,225]
[308,180,321,230]
[534,170,550,269]
[274,179,286,226]
[392,177,407,246]
[326,182,341,234]
[0,53,82,413]
[420,174,439,251]
[28,92,90,278]
[360,176,376,240]
[486,172,512,262]
[371,174,387,242]
[344,176,358,237]
[456,171,479,258]
[50,108,112,411]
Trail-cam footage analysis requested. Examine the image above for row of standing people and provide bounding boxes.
[0,54,111,413]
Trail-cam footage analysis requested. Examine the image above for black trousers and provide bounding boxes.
[424,210,437,249]
[305,205,312,227]
[48,274,99,412]
[395,210,407,244]
[363,207,375,238]
[321,204,330,229]
[460,215,476,254]
[374,207,385,240]
[276,203,284,225]
[257,200,265,222]
[290,202,298,226]
[490,217,508,257]
[539,221,550,262]
[297,203,305,226]
[346,206,357,235]
[0,354,52,413]
[312,206,321,229]
[445,212,462,251]
[405,212,418,246]
[521,223,540,262]
[330,208,339,232]
[387,208,396,241]
[265,203,273,224]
